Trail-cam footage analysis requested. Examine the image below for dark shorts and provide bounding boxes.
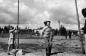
[44,37,50,48]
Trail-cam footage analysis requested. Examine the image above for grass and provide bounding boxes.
[0,33,42,39]
[0,42,82,54]
[0,34,85,55]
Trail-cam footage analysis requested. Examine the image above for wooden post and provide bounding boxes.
[58,20,60,30]
[58,20,60,35]
[74,0,85,54]
[84,34,86,54]
[17,0,20,49]
[14,0,20,56]
[84,19,86,54]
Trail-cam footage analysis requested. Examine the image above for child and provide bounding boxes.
[8,27,16,54]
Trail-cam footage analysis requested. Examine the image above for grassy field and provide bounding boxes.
[0,35,84,55]
[0,33,42,39]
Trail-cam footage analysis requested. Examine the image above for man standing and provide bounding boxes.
[42,21,53,56]
[82,8,86,54]
[68,30,72,39]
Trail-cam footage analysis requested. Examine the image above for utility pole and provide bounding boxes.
[14,0,20,56]
[74,0,85,54]
[58,20,60,35]
[17,0,20,49]
[58,20,60,29]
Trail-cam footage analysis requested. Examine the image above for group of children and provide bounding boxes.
[7,21,53,56]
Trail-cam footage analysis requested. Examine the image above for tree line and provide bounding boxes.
[0,25,78,36]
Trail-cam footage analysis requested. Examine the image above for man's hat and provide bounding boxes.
[44,20,51,23]
[9,29,14,33]
[82,8,86,17]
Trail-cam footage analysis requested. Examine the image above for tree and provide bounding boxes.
[59,25,67,36]
[3,26,9,33]
[52,29,58,36]
[0,27,3,34]
[59,25,67,39]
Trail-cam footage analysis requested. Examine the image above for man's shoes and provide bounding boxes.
[7,52,13,55]
[8,52,11,55]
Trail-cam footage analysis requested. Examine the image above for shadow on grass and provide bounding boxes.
[0,42,83,54]
[52,44,83,55]
[0,42,8,52]
[0,42,45,52]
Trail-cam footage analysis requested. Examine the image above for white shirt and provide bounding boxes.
[42,26,52,38]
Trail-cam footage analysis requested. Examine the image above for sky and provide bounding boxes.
[0,0,86,30]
